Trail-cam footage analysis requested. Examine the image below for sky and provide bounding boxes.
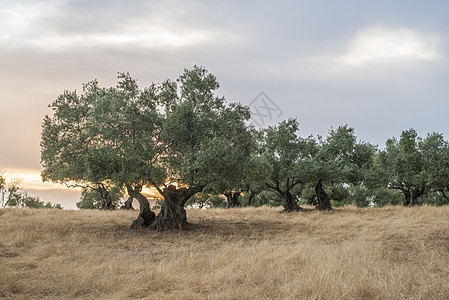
[1,0,448,209]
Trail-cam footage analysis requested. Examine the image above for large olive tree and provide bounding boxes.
[41,66,254,230]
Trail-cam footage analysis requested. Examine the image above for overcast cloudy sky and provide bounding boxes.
[1,0,448,208]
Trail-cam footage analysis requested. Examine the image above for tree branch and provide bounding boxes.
[266,181,282,193]
[287,179,302,192]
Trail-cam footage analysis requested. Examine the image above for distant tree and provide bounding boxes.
[77,184,123,209]
[375,129,427,206]
[0,171,61,209]
[419,132,449,203]
[0,171,23,208]
[262,119,311,211]
[0,170,4,206]
[18,193,62,209]
[220,152,271,208]
[185,193,228,208]
[308,125,376,210]
[250,190,283,207]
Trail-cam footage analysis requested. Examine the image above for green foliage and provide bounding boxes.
[4,189,22,207]
[420,193,448,206]
[76,185,123,209]
[370,188,403,207]
[152,200,164,210]
[262,119,309,198]
[261,122,376,209]
[328,184,351,207]
[41,73,165,195]
[341,185,403,207]
[311,125,376,188]
[8,192,62,209]
[186,193,227,208]
[420,132,449,201]
[159,66,256,194]
[208,195,227,208]
[374,129,432,205]
[250,190,283,207]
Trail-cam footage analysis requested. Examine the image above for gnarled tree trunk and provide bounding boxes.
[307,194,318,206]
[409,187,425,207]
[98,184,115,210]
[127,185,155,229]
[120,196,134,210]
[266,181,301,212]
[281,191,301,212]
[244,190,256,207]
[225,191,242,208]
[153,186,202,231]
[315,179,332,210]
[402,190,411,206]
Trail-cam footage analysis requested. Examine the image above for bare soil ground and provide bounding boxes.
[1,205,448,299]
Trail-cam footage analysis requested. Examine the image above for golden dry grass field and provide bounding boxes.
[1,205,449,299]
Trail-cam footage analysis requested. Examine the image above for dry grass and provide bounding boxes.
[1,205,449,299]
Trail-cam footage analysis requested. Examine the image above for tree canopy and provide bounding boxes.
[41,66,255,230]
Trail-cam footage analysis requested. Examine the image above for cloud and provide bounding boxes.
[343,26,439,66]
[0,1,58,31]
[0,1,240,52]
[29,26,216,51]
[266,25,442,86]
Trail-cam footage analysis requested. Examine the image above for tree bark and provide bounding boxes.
[98,184,115,210]
[315,179,332,210]
[225,191,242,208]
[120,196,134,210]
[281,191,301,212]
[307,194,318,206]
[402,190,411,206]
[409,187,425,207]
[244,190,256,207]
[153,185,202,231]
[127,185,155,229]
[266,181,301,212]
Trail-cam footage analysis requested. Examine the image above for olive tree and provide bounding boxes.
[261,119,311,211]
[308,125,376,210]
[41,66,255,230]
[0,171,22,208]
[375,129,426,206]
[420,132,449,203]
